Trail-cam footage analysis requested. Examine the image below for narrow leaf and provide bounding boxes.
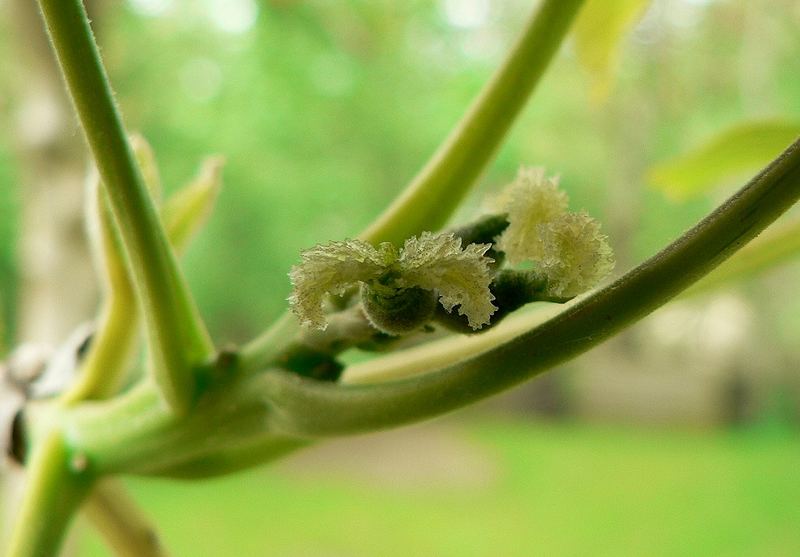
[649,119,800,200]
[573,0,650,103]
[162,157,224,254]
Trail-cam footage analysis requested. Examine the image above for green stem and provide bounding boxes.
[239,312,300,374]
[63,296,139,403]
[341,303,564,385]
[6,432,94,557]
[359,0,586,245]
[62,376,296,476]
[64,156,224,404]
[36,0,213,415]
[84,480,168,557]
[259,138,800,436]
[63,186,138,403]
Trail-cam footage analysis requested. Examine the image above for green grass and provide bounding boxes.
[78,420,800,556]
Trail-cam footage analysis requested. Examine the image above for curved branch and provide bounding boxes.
[262,137,800,436]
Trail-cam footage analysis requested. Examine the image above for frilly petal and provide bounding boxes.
[495,167,569,265]
[399,232,496,329]
[537,212,615,297]
[289,239,386,329]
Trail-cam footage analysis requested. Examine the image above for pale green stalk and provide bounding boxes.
[84,480,168,557]
[37,0,213,415]
[682,212,800,297]
[63,188,138,403]
[341,303,566,385]
[6,432,94,557]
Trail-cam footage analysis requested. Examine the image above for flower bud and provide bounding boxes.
[361,284,437,336]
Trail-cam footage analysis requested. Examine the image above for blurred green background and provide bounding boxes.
[1,0,800,555]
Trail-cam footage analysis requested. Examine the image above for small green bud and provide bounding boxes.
[361,284,437,336]
[162,156,225,254]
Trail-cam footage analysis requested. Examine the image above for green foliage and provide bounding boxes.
[649,119,800,200]
[573,0,650,102]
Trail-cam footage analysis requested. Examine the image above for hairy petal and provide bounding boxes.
[495,167,569,264]
[537,212,615,297]
[400,232,497,329]
[289,240,386,329]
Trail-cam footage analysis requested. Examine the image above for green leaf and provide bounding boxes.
[573,0,650,103]
[162,157,224,254]
[649,120,800,200]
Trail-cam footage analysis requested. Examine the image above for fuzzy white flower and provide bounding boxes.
[494,166,615,297]
[289,232,496,331]
[535,212,615,297]
[494,167,568,265]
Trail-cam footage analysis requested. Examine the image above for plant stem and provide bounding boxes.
[63,139,800,477]
[63,187,138,402]
[259,138,800,436]
[359,0,586,245]
[63,295,139,403]
[682,212,800,297]
[341,303,564,385]
[84,480,168,557]
[239,312,300,374]
[36,0,213,415]
[6,432,94,557]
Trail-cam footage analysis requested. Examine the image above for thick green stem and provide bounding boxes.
[6,432,94,557]
[36,0,213,415]
[359,0,586,245]
[259,138,800,436]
